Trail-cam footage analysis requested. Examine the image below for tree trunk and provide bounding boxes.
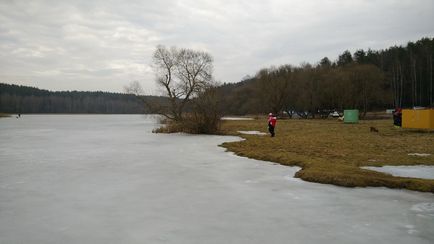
[411,56,417,107]
[399,63,403,108]
[430,54,433,106]
[392,64,397,108]
[285,109,294,119]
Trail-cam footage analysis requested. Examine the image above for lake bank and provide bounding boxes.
[220,118,434,193]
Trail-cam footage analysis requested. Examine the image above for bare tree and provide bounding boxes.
[190,85,223,133]
[391,61,404,108]
[152,45,214,121]
[256,65,293,114]
[430,53,433,106]
[348,64,384,117]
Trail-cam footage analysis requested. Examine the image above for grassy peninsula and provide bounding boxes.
[220,118,434,193]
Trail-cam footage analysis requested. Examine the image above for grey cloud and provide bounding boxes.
[0,0,433,93]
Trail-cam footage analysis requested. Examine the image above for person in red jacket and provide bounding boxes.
[268,113,277,137]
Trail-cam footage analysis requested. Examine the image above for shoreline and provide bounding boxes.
[219,118,434,193]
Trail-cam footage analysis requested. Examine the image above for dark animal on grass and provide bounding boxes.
[370,126,379,133]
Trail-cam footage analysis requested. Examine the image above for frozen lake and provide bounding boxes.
[1,115,434,244]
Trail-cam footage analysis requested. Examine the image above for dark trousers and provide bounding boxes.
[393,114,402,127]
[268,125,275,137]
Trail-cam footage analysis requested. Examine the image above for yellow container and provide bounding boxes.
[402,109,434,129]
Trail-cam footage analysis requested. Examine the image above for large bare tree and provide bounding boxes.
[152,45,213,121]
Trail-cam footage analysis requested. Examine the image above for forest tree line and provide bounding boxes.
[217,37,434,117]
[1,37,432,116]
[0,83,166,114]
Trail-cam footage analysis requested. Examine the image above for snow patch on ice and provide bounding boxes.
[244,180,258,184]
[286,192,301,200]
[411,203,434,220]
[411,202,434,213]
[404,225,419,234]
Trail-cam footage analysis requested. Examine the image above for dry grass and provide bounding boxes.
[0,113,11,118]
[220,118,434,193]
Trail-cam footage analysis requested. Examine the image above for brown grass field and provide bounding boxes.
[220,118,434,193]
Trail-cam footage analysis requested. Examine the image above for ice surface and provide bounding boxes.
[1,115,434,244]
[362,166,434,180]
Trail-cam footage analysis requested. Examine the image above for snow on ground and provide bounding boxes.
[237,130,267,135]
[221,117,254,120]
[408,153,431,157]
[1,115,434,244]
[363,166,434,180]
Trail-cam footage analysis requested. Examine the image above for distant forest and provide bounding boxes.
[0,83,165,114]
[1,37,433,116]
[217,37,434,116]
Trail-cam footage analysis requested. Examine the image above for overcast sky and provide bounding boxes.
[0,0,433,94]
